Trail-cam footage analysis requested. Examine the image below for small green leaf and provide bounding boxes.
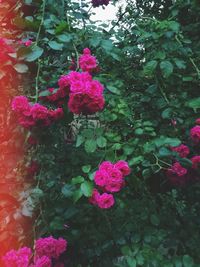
[73,189,83,203]
[160,60,173,78]
[121,246,131,256]
[127,257,136,267]
[48,41,63,50]
[179,158,192,168]
[57,34,72,42]
[84,139,97,153]
[71,176,85,185]
[174,58,186,69]
[101,39,113,52]
[26,46,43,62]
[187,97,200,109]
[97,137,107,148]
[143,60,158,76]
[107,85,120,95]
[129,156,144,166]
[159,147,172,157]
[161,108,172,119]
[134,128,143,135]
[80,181,93,197]
[14,63,28,73]
[82,165,91,173]
[183,255,194,267]
[62,184,74,197]
[76,135,84,147]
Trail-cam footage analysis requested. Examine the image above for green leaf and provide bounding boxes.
[73,189,83,203]
[57,34,72,42]
[101,39,113,52]
[71,176,85,185]
[134,128,143,135]
[179,158,192,168]
[187,97,200,109]
[129,156,144,166]
[25,46,43,62]
[61,184,74,197]
[48,41,63,50]
[161,108,172,119]
[80,181,93,197]
[174,58,186,69]
[127,257,136,267]
[121,246,131,256]
[39,90,53,97]
[107,85,120,95]
[168,21,180,32]
[55,21,68,34]
[14,63,28,73]
[174,258,183,267]
[160,60,173,78]
[84,139,97,153]
[143,60,158,76]
[183,255,194,267]
[76,135,84,147]
[159,147,172,157]
[82,165,91,173]
[89,37,101,47]
[97,137,107,148]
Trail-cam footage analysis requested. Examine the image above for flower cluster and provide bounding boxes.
[2,247,32,267]
[92,0,110,8]
[35,236,67,260]
[79,48,97,72]
[1,236,67,267]
[89,160,131,209]
[166,120,200,186]
[171,144,190,158]
[12,96,64,129]
[40,48,104,115]
[67,71,105,114]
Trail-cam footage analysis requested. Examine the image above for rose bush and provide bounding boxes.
[2,0,200,266]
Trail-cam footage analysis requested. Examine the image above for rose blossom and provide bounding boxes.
[114,160,131,177]
[167,162,187,177]
[171,144,190,158]
[89,188,100,205]
[35,236,67,260]
[97,193,115,209]
[190,125,200,143]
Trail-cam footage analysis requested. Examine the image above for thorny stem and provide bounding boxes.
[36,0,46,45]
[35,0,46,103]
[156,76,170,104]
